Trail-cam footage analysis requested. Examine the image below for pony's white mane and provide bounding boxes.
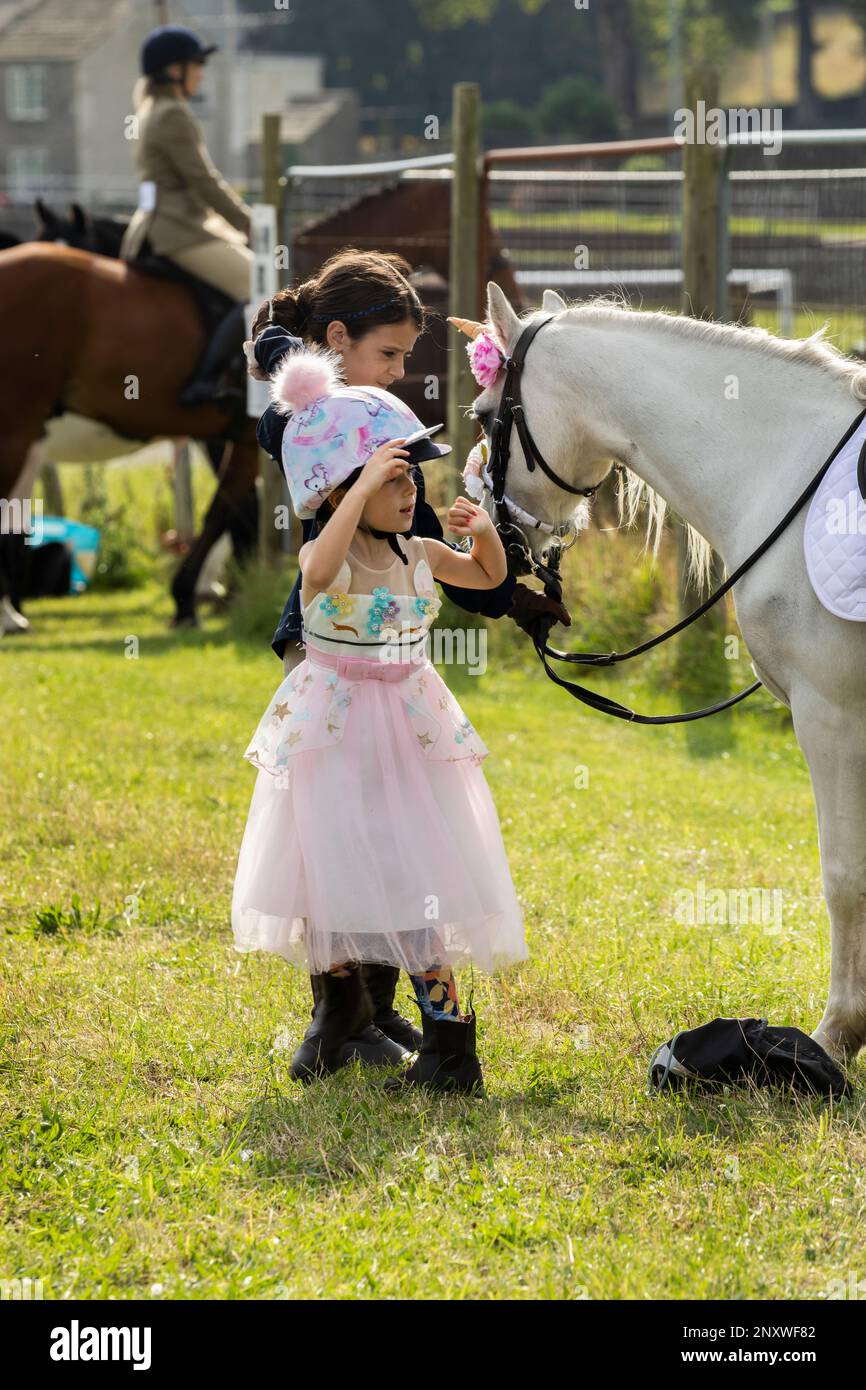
[555,296,866,592]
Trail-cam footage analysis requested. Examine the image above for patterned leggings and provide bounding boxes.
[329,962,463,1021]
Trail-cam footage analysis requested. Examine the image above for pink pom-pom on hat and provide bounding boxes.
[269,345,345,416]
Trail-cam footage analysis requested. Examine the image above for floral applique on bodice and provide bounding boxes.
[301,536,442,655]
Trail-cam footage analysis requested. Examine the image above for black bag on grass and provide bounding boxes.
[21,540,72,598]
[649,1016,850,1099]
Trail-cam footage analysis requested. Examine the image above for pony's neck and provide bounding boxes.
[562,317,862,568]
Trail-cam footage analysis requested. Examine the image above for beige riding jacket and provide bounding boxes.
[120,83,252,259]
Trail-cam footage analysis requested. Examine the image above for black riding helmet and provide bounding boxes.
[141,26,218,78]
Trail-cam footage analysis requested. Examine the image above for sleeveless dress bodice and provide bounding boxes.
[301,535,441,657]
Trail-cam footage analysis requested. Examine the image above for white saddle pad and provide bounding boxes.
[804,413,866,622]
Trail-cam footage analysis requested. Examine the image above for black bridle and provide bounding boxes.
[487,314,598,589]
[485,316,866,726]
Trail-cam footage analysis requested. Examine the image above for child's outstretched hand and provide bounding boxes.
[447,495,493,539]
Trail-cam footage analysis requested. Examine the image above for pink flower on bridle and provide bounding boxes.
[466,331,506,389]
[447,315,507,389]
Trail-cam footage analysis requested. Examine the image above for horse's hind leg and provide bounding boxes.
[793,695,866,1061]
[201,436,258,568]
[170,434,260,627]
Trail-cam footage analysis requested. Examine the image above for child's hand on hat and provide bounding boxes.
[354,440,411,498]
[447,496,493,539]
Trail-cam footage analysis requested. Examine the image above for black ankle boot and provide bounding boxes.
[384,1007,485,1097]
[291,969,408,1083]
[362,964,423,1051]
[179,301,246,407]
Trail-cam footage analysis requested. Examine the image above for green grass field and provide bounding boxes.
[2,526,864,1300]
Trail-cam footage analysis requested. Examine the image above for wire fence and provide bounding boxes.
[725,163,866,349]
[483,133,866,351]
[279,154,454,281]
[485,164,684,313]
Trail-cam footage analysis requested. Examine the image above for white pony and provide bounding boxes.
[469,280,866,1063]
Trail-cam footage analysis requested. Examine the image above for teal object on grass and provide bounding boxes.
[25,516,101,594]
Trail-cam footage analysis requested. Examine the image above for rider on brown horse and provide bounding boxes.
[120,25,253,407]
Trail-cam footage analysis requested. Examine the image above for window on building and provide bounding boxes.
[6,65,48,121]
[8,147,49,195]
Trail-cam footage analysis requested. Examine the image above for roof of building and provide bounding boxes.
[275,93,356,144]
[0,0,129,60]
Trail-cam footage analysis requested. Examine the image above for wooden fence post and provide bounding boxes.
[172,441,194,541]
[448,83,481,483]
[39,460,64,517]
[681,67,725,320]
[678,65,732,745]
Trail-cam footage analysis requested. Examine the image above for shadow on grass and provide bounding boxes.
[0,608,259,660]
[218,1056,863,1195]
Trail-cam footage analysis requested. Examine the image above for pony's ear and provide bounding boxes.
[34,197,53,229]
[70,203,87,234]
[542,289,566,314]
[487,280,520,351]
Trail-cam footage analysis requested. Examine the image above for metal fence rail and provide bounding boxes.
[481,131,866,348]
[724,164,866,347]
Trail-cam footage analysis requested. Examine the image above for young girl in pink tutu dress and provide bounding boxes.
[231,345,527,1095]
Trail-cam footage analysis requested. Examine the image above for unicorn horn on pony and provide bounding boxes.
[447,314,508,390]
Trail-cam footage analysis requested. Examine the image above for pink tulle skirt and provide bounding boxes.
[231,645,528,976]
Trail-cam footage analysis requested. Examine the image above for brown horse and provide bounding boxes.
[0,186,523,633]
[0,241,258,627]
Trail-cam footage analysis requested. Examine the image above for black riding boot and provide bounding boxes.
[363,964,423,1050]
[0,533,28,629]
[290,969,409,1083]
[179,301,246,407]
[384,1007,486,1097]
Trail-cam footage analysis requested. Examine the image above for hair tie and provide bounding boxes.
[309,298,400,323]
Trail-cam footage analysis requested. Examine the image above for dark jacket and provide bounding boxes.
[251,326,516,661]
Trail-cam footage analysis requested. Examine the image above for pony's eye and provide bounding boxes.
[473,408,492,430]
